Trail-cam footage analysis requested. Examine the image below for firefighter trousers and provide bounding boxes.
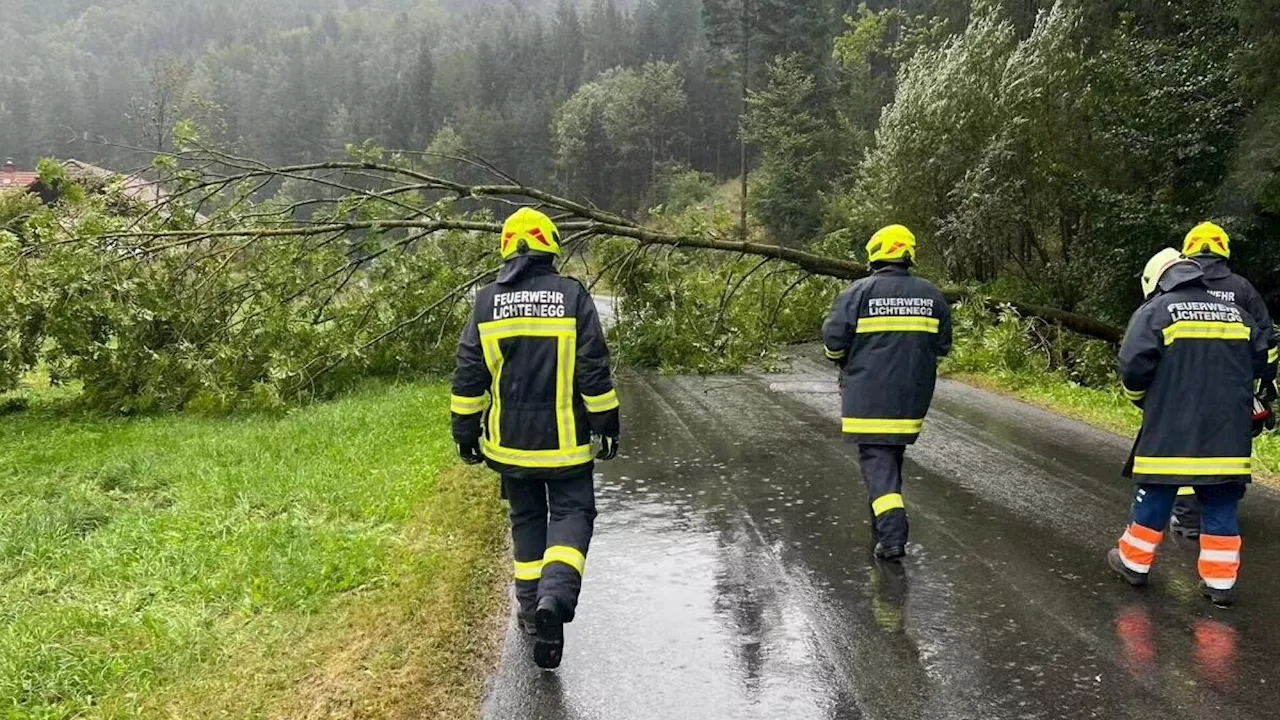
[503,469,597,623]
[1119,483,1245,590]
[859,444,909,549]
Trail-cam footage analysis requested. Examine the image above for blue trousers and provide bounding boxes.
[1131,483,1245,536]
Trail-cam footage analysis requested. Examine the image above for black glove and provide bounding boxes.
[1252,397,1274,437]
[458,440,484,465]
[596,435,620,461]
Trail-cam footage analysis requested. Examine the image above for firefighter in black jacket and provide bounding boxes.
[1169,222,1278,538]
[451,208,620,669]
[822,225,953,562]
[1108,249,1270,607]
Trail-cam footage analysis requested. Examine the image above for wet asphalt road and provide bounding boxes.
[480,352,1280,720]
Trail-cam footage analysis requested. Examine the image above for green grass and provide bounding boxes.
[951,370,1280,484]
[0,383,508,719]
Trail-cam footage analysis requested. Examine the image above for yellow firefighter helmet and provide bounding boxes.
[866,225,917,264]
[501,208,562,260]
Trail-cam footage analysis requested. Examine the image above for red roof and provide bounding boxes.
[0,171,40,191]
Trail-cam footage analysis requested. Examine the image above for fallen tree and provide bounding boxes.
[93,146,1127,341]
[1,145,1122,411]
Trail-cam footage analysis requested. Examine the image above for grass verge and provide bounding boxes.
[949,370,1280,486]
[0,383,507,719]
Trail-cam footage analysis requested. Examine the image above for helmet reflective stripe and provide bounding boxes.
[1182,221,1230,259]
[866,224,917,264]
[1141,248,1185,299]
[501,207,562,260]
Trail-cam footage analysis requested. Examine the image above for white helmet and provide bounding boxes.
[1141,248,1187,299]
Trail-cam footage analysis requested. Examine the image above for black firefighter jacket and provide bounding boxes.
[1119,262,1269,485]
[451,256,620,479]
[1194,254,1279,384]
[822,264,953,445]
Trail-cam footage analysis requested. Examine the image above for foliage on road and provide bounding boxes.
[0,382,507,719]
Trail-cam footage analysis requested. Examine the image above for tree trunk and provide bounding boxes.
[738,0,750,242]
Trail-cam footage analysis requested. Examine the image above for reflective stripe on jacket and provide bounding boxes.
[451,257,619,478]
[822,265,953,445]
[1196,255,1278,383]
[1119,262,1268,485]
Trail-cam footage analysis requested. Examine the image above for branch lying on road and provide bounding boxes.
[49,147,1125,360]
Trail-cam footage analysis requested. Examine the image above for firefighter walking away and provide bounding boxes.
[1108,249,1270,607]
[822,225,952,562]
[1168,222,1278,538]
[451,208,621,668]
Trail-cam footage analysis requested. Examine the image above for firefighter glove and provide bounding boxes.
[458,440,484,465]
[1252,396,1274,437]
[596,435,620,461]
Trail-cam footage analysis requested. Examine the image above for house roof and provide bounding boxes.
[0,170,40,191]
[62,159,207,223]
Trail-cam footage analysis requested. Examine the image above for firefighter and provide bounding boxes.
[822,225,953,562]
[1108,248,1270,608]
[1170,222,1278,538]
[450,208,621,669]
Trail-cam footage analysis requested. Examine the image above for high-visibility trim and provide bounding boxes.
[583,389,620,413]
[477,317,580,456]
[1123,384,1147,402]
[1119,523,1164,574]
[556,333,577,450]
[478,317,578,339]
[856,316,940,334]
[514,559,544,581]
[872,493,905,516]
[450,393,490,415]
[1200,549,1240,563]
[1132,456,1251,476]
[1198,534,1241,590]
[842,417,925,435]
[482,337,505,446]
[1177,486,1197,497]
[543,545,586,575]
[824,346,847,361]
[481,440,594,469]
[1201,534,1243,551]
[1120,532,1158,555]
[1162,321,1250,345]
[1126,523,1164,545]
[1269,347,1279,365]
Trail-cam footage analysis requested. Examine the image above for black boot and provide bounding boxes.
[1170,514,1201,540]
[517,610,538,637]
[1107,548,1149,587]
[1200,581,1234,608]
[533,596,565,669]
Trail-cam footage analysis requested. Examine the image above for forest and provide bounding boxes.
[2,0,1280,409]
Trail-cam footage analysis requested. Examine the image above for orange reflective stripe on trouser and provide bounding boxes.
[1118,523,1164,574]
[1199,534,1242,590]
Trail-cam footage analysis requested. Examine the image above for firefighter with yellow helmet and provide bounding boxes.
[1109,248,1270,607]
[822,225,952,561]
[450,208,620,669]
[1168,222,1278,538]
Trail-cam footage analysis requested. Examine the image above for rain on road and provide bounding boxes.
[481,351,1280,720]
